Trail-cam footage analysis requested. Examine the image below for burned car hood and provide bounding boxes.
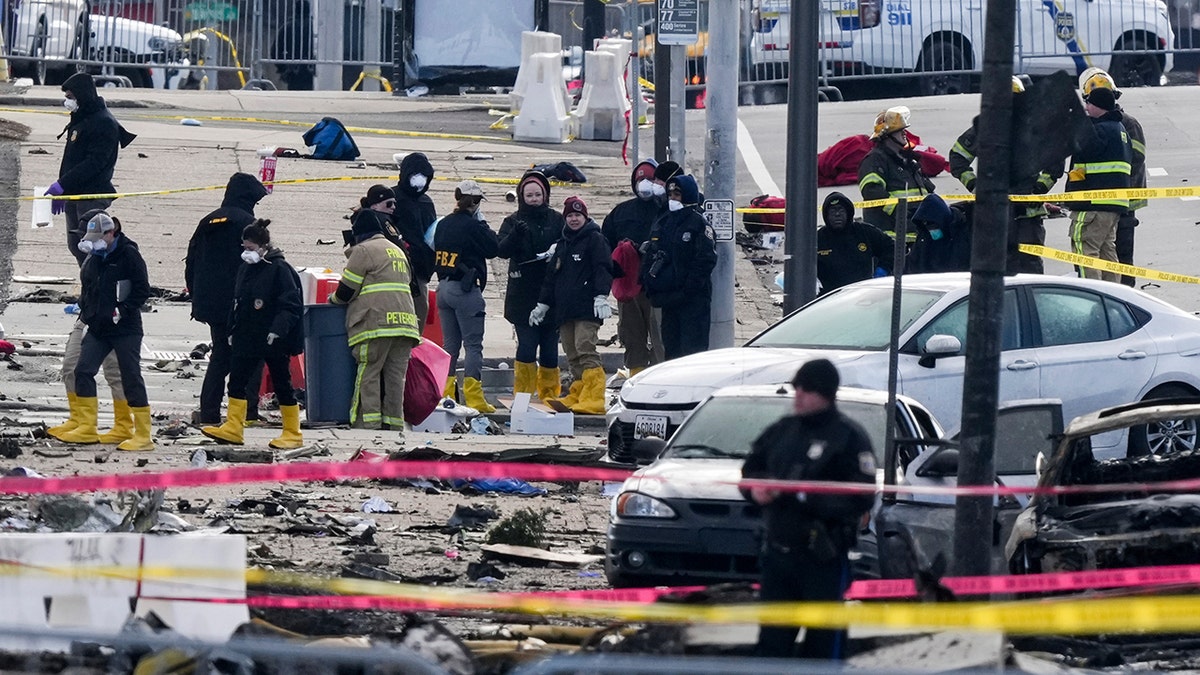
[620,457,745,502]
[1041,494,1200,540]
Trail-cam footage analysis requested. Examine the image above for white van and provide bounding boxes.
[750,0,1174,95]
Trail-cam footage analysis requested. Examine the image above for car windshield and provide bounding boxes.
[747,286,945,350]
[663,396,891,461]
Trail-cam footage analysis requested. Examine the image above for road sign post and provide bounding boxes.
[657,0,699,46]
[703,199,735,242]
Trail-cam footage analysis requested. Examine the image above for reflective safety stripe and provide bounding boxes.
[361,412,382,423]
[859,173,885,191]
[958,170,977,188]
[1131,138,1146,156]
[382,415,405,427]
[347,327,421,347]
[342,270,364,285]
[882,188,925,214]
[1070,211,1089,277]
[349,342,370,424]
[1071,161,1131,175]
[360,282,411,295]
[950,142,974,161]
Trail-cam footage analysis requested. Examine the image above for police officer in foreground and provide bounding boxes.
[816,192,893,293]
[741,359,875,659]
[639,174,716,360]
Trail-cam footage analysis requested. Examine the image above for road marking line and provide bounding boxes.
[1148,167,1168,177]
[736,118,782,197]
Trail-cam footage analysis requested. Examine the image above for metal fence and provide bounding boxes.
[2,0,1197,93]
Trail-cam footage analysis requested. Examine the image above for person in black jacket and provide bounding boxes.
[602,159,664,373]
[202,220,305,450]
[639,174,717,360]
[908,194,972,274]
[1066,86,1132,283]
[46,73,136,266]
[741,359,875,660]
[186,173,270,425]
[433,180,500,413]
[58,212,155,452]
[497,171,564,403]
[529,196,613,415]
[390,153,437,326]
[817,192,894,293]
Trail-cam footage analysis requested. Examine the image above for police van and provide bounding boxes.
[751,0,1173,95]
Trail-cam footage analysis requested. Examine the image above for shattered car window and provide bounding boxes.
[748,286,943,350]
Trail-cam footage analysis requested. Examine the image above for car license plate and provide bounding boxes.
[634,414,668,440]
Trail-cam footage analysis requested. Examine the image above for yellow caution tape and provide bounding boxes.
[1019,244,1200,284]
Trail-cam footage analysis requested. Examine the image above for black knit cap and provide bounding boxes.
[791,359,839,400]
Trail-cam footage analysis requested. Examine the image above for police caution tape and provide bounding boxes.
[1018,244,1200,284]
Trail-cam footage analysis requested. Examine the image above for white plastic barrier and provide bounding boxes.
[513,52,572,144]
[574,50,628,141]
[511,31,564,114]
[0,533,248,650]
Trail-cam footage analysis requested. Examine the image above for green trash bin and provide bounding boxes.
[302,303,355,423]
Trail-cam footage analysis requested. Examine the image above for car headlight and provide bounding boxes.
[614,492,676,519]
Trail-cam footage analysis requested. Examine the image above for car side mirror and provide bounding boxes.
[918,334,962,368]
[916,448,959,477]
[632,436,667,465]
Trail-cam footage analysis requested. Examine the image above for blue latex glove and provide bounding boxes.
[45,182,65,215]
[874,266,888,278]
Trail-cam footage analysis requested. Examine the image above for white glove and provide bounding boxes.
[227,335,233,346]
[267,332,279,345]
[536,243,557,261]
[593,295,612,320]
[529,303,550,326]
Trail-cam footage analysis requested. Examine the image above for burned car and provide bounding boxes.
[1006,400,1200,574]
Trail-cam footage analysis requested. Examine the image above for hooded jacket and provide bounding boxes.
[390,153,437,284]
[908,194,972,273]
[229,246,304,358]
[816,192,894,293]
[497,171,565,325]
[639,175,717,308]
[538,219,613,327]
[185,173,269,324]
[57,73,137,197]
[79,234,150,338]
[602,160,662,280]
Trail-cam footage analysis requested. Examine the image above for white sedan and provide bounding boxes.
[607,273,1200,462]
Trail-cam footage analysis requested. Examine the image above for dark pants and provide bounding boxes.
[75,331,148,407]
[513,322,559,367]
[1117,211,1138,287]
[66,198,113,267]
[757,543,850,660]
[661,299,711,361]
[199,322,263,423]
[1006,216,1046,275]
[228,354,297,407]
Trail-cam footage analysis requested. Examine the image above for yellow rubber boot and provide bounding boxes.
[443,376,457,400]
[98,399,135,444]
[202,398,246,445]
[269,404,304,449]
[58,396,100,444]
[569,367,608,415]
[549,379,584,410]
[117,406,155,451]
[536,366,561,402]
[463,377,495,414]
[513,361,537,396]
[46,392,80,440]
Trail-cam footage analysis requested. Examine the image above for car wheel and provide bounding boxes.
[917,36,971,96]
[32,21,48,86]
[1127,384,1200,457]
[1110,36,1163,88]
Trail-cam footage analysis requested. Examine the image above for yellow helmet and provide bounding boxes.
[1012,75,1026,93]
[1079,68,1120,98]
[871,106,911,140]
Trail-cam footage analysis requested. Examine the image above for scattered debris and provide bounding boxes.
[0,438,21,459]
[206,448,275,463]
[480,544,603,568]
[361,496,393,513]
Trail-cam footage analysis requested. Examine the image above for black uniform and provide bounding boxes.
[741,405,876,659]
[538,219,613,327]
[57,73,137,266]
[857,141,935,233]
[1115,107,1146,287]
[75,234,152,407]
[433,212,500,291]
[601,189,661,254]
[497,173,564,326]
[817,192,894,293]
[390,153,437,323]
[639,175,717,360]
[227,247,304,407]
[185,173,269,423]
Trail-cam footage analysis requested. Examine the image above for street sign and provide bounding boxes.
[703,199,735,242]
[657,0,699,46]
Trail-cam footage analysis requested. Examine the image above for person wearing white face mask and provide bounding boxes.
[48,72,137,267]
[57,211,155,451]
[601,159,665,375]
[202,220,305,450]
[638,173,717,360]
[389,153,437,328]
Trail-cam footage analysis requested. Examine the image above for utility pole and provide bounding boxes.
[783,0,819,311]
[653,35,672,159]
[953,0,1017,577]
[668,45,686,165]
[704,0,737,348]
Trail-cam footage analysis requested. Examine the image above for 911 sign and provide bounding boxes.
[658,0,699,45]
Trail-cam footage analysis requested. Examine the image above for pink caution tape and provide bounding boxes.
[846,563,1200,600]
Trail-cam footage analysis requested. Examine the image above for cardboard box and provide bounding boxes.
[508,393,574,436]
[413,408,458,433]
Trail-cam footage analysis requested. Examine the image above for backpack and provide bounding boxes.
[302,117,360,161]
[743,194,786,233]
